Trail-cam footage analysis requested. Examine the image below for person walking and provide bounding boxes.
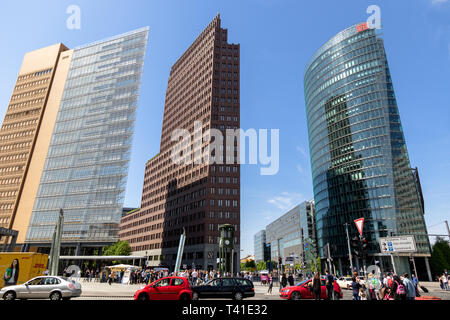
[312,272,322,300]
[351,276,361,300]
[325,270,334,300]
[402,274,416,300]
[281,273,288,291]
[267,274,273,294]
[288,273,294,287]
[442,273,449,291]
[393,275,406,300]
[192,269,198,285]
[333,276,341,300]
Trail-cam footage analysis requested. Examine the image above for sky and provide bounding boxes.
[0,0,449,258]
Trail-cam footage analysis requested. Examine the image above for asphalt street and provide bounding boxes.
[71,280,450,300]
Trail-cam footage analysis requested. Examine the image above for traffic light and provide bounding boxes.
[361,237,368,256]
[278,256,282,266]
[351,236,360,257]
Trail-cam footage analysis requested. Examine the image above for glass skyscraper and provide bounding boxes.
[24,28,149,254]
[304,23,430,277]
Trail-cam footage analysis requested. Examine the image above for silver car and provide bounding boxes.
[0,276,82,300]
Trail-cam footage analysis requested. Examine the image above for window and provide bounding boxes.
[154,278,171,287]
[222,278,235,286]
[27,278,45,285]
[207,279,221,286]
[44,277,60,285]
[171,278,184,286]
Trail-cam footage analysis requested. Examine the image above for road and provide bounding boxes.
[72,280,449,300]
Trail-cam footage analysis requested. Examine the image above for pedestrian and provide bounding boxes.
[325,270,334,300]
[281,273,288,290]
[288,273,294,287]
[411,274,420,297]
[267,274,273,294]
[108,272,113,285]
[393,275,406,300]
[359,287,367,300]
[351,276,361,300]
[439,273,448,291]
[312,272,321,300]
[402,274,416,300]
[192,269,198,285]
[333,277,341,300]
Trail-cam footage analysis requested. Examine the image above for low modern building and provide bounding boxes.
[253,229,270,263]
[265,200,316,266]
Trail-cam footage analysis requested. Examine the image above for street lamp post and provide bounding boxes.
[344,223,353,273]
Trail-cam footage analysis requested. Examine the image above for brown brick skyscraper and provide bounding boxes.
[120,14,240,271]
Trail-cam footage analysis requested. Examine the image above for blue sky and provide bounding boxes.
[0,0,449,257]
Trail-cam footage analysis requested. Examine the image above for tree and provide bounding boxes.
[103,240,131,256]
[430,237,450,277]
[256,261,266,271]
[245,260,256,269]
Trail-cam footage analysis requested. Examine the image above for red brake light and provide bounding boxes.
[68,283,75,289]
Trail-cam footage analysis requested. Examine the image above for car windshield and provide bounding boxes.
[295,279,310,286]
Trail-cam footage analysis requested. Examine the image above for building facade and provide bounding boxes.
[0,28,148,254]
[254,229,269,263]
[0,44,68,241]
[119,15,240,271]
[304,23,431,278]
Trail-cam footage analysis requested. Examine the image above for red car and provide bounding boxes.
[134,276,192,301]
[280,278,343,300]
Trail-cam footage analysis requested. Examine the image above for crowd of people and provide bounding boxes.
[69,267,246,286]
[64,264,449,300]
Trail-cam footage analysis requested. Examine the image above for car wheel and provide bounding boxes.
[3,291,16,301]
[290,291,301,300]
[192,292,199,300]
[49,291,62,301]
[137,293,149,301]
[179,293,191,301]
[233,292,243,301]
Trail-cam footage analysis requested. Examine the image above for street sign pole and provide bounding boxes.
[390,253,396,275]
[344,223,353,274]
[354,218,365,277]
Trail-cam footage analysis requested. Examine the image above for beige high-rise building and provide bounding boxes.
[0,44,69,239]
[0,28,149,255]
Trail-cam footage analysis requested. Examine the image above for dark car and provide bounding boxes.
[133,276,192,301]
[192,277,255,300]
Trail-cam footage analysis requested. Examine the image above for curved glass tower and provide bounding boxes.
[304,24,430,276]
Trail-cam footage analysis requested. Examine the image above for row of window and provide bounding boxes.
[14,78,49,91]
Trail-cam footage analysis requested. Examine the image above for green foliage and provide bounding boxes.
[102,240,131,257]
[256,261,266,271]
[430,238,450,277]
[245,260,256,269]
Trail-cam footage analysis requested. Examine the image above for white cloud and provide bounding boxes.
[431,0,448,5]
[296,164,303,174]
[267,191,306,211]
[296,145,308,158]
